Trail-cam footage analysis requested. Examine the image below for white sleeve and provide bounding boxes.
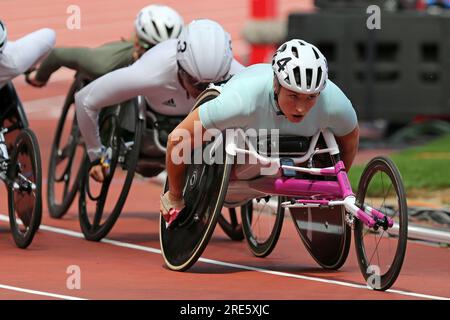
[6,28,56,75]
[75,43,172,161]
[228,58,245,77]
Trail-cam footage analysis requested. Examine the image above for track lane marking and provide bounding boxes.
[0,284,87,300]
[1,215,447,300]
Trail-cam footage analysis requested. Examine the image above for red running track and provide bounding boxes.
[0,0,449,300]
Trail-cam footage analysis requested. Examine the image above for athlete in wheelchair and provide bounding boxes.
[161,40,408,291]
[74,20,246,241]
[35,5,184,219]
[0,21,55,247]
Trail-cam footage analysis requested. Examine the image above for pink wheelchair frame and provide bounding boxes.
[222,128,394,231]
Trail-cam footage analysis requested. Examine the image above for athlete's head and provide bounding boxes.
[272,39,328,123]
[134,4,184,56]
[176,19,233,98]
[0,20,7,54]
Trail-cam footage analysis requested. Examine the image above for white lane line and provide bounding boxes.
[0,284,87,300]
[1,214,447,300]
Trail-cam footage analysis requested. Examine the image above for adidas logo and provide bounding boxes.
[162,98,176,107]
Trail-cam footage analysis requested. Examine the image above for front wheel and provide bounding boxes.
[7,129,42,249]
[47,78,85,219]
[241,196,284,257]
[354,156,408,291]
[217,208,244,241]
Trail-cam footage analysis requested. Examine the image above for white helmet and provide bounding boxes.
[0,20,7,53]
[176,19,233,83]
[272,39,328,94]
[134,5,184,46]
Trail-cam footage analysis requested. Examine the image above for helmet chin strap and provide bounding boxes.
[273,76,285,116]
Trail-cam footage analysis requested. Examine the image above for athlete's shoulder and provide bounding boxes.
[142,39,177,57]
[321,79,352,109]
[231,63,272,80]
[225,63,272,91]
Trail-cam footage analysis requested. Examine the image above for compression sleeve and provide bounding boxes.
[35,47,91,82]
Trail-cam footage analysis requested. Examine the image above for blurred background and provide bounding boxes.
[1,0,449,234]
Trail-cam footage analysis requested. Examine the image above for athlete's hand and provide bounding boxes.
[24,68,46,88]
[89,147,112,183]
[160,191,185,225]
[89,164,107,183]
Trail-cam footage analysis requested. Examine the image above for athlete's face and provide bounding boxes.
[276,84,320,123]
[178,65,210,99]
[133,34,152,61]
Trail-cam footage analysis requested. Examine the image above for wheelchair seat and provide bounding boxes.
[134,101,185,178]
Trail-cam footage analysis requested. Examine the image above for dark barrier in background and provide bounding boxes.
[287,11,450,123]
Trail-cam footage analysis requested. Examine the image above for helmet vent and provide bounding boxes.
[292,46,299,58]
[166,25,174,37]
[312,47,320,59]
[151,21,161,38]
[316,66,323,89]
[306,68,313,89]
[279,44,287,52]
[284,75,291,85]
[293,66,301,86]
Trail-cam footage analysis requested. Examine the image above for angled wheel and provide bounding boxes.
[47,76,86,218]
[217,207,244,241]
[160,136,233,271]
[241,196,284,257]
[7,128,42,249]
[290,144,351,270]
[354,156,408,291]
[190,88,244,241]
[78,100,143,241]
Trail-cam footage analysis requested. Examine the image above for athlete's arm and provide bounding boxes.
[166,108,205,199]
[1,28,55,80]
[34,47,91,83]
[75,50,160,161]
[335,125,359,171]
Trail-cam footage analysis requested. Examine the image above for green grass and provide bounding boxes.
[348,134,450,194]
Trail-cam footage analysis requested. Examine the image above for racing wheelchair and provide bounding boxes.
[47,73,245,241]
[160,87,408,291]
[0,82,42,248]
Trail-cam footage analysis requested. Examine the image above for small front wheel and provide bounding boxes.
[241,196,284,257]
[354,156,408,291]
[7,128,42,249]
[217,208,244,241]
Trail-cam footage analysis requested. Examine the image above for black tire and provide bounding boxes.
[160,137,233,271]
[190,88,244,241]
[78,101,144,241]
[291,205,351,270]
[217,208,244,241]
[354,156,408,291]
[7,128,42,249]
[47,77,86,218]
[290,138,351,270]
[241,196,284,257]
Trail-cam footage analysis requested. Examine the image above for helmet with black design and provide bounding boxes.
[272,39,328,94]
[134,5,184,47]
[0,20,7,53]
